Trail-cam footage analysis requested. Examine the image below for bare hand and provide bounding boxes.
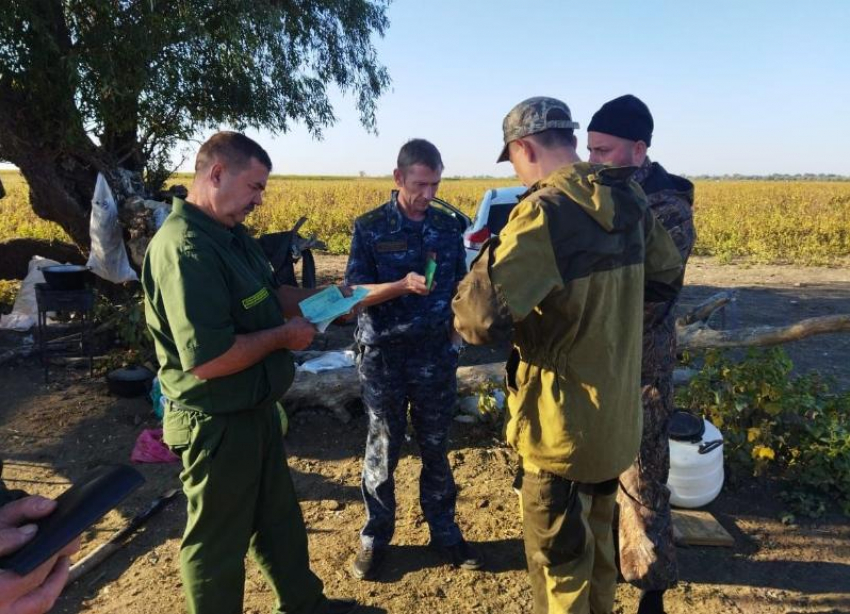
[333,284,358,323]
[279,316,316,350]
[400,272,430,296]
[0,496,81,614]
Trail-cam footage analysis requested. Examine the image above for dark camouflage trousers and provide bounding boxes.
[617,329,678,591]
[358,339,463,549]
[616,158,695,592]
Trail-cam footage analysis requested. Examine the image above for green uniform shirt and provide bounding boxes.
[142,198,295,414]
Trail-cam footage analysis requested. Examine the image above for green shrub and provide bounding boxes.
[93,290,154,368]
[677,348,850,518]
[0,279,21,314]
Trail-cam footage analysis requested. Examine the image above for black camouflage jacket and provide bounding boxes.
[634,158,696,380]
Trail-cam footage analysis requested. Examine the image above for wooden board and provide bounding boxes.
[672,509,735,547]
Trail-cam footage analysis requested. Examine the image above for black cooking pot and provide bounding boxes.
[106,366,155,398]
[40,264,92,291]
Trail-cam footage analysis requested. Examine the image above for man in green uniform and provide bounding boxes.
[452,97,683,614]
[142,132,356,614]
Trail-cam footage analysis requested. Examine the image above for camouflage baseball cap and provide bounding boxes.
[497,96,580,163]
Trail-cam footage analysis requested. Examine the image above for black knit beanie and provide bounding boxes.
[587,95,653,146]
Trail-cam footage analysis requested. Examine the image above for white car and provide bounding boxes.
[462,186,526,269]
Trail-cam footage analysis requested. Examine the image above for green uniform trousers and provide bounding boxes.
[518,466,619,614]
[163,403,325,614]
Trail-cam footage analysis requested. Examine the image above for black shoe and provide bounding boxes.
[350,546,386,580]
[637,590,666,614]
[321,598,358,614]
[439,539,483,570]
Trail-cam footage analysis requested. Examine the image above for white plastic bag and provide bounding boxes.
[86,173,138,283]
[0,256,60,331]
[298,350,357,374]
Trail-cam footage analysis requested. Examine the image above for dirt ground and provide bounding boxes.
[0,255,848,614]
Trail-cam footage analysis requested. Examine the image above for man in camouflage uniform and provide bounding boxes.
[588,95,696,614]
[453,97,683,614]
[345,139,481,580]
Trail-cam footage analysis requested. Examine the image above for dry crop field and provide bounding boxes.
[1,170,849,263]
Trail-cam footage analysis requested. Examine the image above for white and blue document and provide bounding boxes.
[298,285,368,332]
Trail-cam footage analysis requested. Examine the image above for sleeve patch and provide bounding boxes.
[242,287,270,310]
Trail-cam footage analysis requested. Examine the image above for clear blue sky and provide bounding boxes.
[4,1,848,177]
[228,0,849,177]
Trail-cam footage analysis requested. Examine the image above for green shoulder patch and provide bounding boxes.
[242,287,270,310]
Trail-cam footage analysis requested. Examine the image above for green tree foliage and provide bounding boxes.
[0,0,390,247]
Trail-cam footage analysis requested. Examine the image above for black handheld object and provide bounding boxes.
[0,464,145,575]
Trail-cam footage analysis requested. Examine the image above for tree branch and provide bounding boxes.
[676,314,850,350]
[677,291,736,326]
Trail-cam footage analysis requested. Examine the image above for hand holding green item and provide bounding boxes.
[424,253,437,291]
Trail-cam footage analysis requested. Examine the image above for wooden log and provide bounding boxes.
[282,362,504,416]
[677,314,850,350]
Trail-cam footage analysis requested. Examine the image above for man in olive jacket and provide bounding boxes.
[452,97,683,614]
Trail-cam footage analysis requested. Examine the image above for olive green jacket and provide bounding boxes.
[453,162,683,482]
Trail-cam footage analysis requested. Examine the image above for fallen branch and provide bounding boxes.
[677,314,850,350]
[677,291,736,326]
[283,362,504,417]
[0,332,92,367]
[68,488,179,584]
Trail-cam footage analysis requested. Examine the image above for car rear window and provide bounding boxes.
[486,203,517,236]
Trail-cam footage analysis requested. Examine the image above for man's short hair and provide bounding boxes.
[195,131,272,174]
[528,128,576,151]
[397,139,443,174]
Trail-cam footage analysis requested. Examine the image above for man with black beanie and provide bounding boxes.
[588,95,696,614]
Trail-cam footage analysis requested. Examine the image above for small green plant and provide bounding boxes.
[0,279,21,315]
[677,348,850,517]
[475,379,507,424]
[94,290,154,368]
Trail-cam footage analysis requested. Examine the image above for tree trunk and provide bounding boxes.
[0,239,85,280]
[0,0,124,252]
[13,150,102,251]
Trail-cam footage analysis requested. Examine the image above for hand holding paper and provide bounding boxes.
[299,285,369,332]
